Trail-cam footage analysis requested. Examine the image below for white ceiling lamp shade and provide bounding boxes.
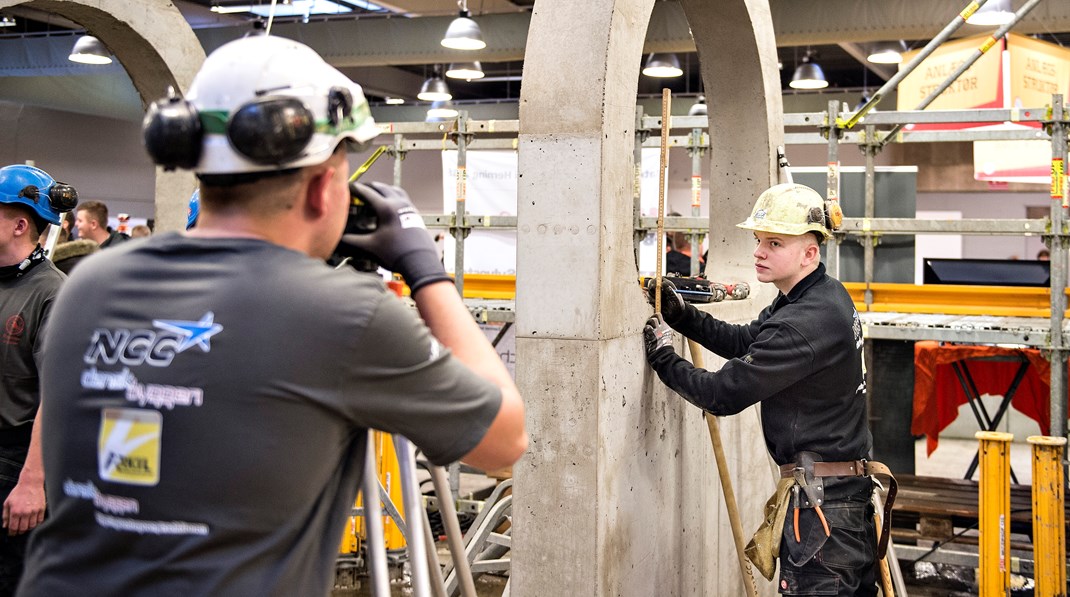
[426,100,459,121]
[642,53,683,78]
[966,0,1015,26]
[446,61,485,80]
[68,35,113,65]
[441,0,485,51]
[417,74,452,102]
[867,40,906,64]
[789,53,828,89]
[688,95,708,117]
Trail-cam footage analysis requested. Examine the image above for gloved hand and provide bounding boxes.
[337,182,452,294]
[644,278,686,325]
[643,314,675,361]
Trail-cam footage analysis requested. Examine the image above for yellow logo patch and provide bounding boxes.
[98,408,161,486]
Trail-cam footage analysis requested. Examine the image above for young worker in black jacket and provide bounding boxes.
[644,183,885,597]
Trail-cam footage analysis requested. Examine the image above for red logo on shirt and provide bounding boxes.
[3,314,24,345]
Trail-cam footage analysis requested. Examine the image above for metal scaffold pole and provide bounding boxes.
[1048,96,1069,440]
[689,126,705,276]
[825,100,842,278]
[863,125,878,309]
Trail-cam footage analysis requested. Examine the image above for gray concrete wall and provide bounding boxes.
[0,0,205,231]
[513,1,782,595]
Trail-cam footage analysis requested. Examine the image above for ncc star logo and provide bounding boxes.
[152,312,224,354]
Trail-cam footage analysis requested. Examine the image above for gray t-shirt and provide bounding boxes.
[20,233,501,596]
[0,257,64,435]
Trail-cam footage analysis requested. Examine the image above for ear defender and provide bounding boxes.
[824,200,843,231]
[142,87,204,171]
[227,97,314,165]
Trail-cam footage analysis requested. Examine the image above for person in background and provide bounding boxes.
[0,164,75,596]
[129,224,151,239]
[1037,248,1050,261]
[73,201,129,248]
[664,211,705,276]
[645,183,886,596]
[19,35,526,597]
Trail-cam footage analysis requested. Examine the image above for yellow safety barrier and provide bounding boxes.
[1027,435,1067,597]
[843,283,1070,318]
[977,431,1013,597]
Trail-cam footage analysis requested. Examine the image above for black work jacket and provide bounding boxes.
[648,263,872,497]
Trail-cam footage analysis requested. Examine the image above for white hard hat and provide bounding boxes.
[736,183,841,240]
[179,35,378,174]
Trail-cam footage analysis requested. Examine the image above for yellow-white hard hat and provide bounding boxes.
[736,183,841,240]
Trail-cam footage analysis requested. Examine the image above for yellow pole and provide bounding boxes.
[654,88,671,315]
[976,431,1013,597]
[1027,435,1067,597]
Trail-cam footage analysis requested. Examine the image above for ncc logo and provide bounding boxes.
[83,312,224,368]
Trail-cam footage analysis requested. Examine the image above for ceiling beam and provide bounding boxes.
[837,42,896,82]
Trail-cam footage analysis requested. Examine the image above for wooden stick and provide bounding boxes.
[654,88,671,314]
[687,339,760,597]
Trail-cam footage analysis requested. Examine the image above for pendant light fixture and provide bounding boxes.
[417,67,452,102]
[867,41,906,64]
[426,100,459,122]
[967,0,1014,26]
[687,95,708,117]
[642,53,683,78]
[446,61,485,80]
[789,51,827,90]
[441,0,485,51]
[69,35,113,65]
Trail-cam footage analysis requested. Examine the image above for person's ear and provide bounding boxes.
[303,165,337,218]
[11,214,30,237]
[801,240,820,265]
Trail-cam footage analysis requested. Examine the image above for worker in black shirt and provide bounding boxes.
[644,183,882,596]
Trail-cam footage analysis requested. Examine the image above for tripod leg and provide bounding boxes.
[396,435,432,597]
[362,430,391,597]
[430,465,478,597]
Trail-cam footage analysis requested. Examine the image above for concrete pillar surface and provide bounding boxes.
[0,0,203,231]
[515,1,783,596]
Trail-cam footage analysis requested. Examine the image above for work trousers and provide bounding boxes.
[778,491,878,596]
[0,445,30,597]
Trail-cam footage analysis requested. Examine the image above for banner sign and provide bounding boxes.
[441,150,518,274]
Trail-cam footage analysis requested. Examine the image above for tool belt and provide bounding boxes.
[778,456,898,559]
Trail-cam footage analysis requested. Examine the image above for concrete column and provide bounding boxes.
[514,1,782,595]
[0,0,204,231]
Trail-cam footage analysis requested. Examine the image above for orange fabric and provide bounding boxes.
[912,341,1064,455]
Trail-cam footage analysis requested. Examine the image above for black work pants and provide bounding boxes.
[0,445,29,597]
[778,494,878,596]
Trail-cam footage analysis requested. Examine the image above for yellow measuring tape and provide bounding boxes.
[349,145,389,183]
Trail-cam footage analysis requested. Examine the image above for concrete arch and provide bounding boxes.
[0,0,204,231]
[514,1,782,595]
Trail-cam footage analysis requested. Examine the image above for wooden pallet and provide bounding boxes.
[890,474,1065,544]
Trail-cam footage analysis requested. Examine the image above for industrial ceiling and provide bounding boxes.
[0,0,1068,121]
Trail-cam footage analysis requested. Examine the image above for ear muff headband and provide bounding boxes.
[144,87,357,170]
[16,182,78,214]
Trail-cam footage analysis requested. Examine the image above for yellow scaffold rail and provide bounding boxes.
[843,282,1070,318]
[396,273,516,300]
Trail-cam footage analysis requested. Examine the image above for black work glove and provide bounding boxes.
[644,278,687,325]
[337,182,452,294]
[643,314,675,363]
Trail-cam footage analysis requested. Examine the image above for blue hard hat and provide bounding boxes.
[186,189,199,230]
[0,164,77,226]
